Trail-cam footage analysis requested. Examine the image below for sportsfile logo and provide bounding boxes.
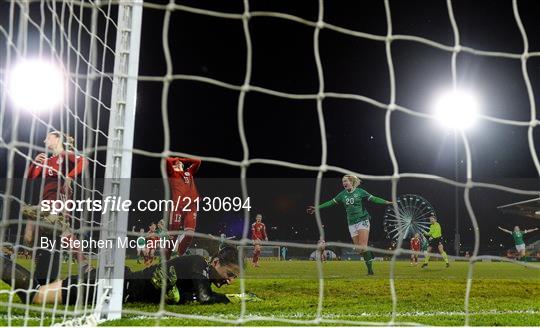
[40,196,252,214]
[40,196,132,215]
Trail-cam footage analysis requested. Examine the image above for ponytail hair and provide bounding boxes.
[343,175,361,188]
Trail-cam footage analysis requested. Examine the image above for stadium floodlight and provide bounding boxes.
[8,59,65,112]
[433,90,479,130]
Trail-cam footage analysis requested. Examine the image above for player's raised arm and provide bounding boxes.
[182,157,201,174]
[166,157,180,177]
[367,194,392,206]
[498,226,512,234]
[524,227,539,234]
[26,153,48,179]
[307,199,337,214]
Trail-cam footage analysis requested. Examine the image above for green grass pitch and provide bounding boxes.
[1,259,539,326]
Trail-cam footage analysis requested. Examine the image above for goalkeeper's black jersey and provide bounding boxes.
[124,255,229,304]
[61,255,229,305]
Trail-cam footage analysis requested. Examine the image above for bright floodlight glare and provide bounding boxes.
[433,90,479,129]
[8,60,65,112]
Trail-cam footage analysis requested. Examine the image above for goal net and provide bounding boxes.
[1,0,540,327]
[238,246,281,261]
[1,0,140,326]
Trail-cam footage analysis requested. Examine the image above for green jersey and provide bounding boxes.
[427,222,442,239]
[512,231,525,245]
[421,238,429,251]
[156,228,168,241]
[137,236,146,247]
[317,187,388,225]
[332,188,373,225]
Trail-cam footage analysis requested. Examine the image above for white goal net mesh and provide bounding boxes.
[1,0,539,326]
[0,0,136,326]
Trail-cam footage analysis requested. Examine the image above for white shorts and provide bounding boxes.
[348,219,370,237]
[515,244,526,252]
[137,246,145,252]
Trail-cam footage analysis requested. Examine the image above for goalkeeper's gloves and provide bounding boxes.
[165,285,180,304]
[151,265,177,291]
[151,266,180,303]
[225,292,262,304]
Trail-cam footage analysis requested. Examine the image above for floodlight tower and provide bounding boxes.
[433,90,479,256]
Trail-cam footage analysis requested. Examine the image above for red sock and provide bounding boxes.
[253,250,260,264]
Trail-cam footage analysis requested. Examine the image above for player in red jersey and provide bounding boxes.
[24,131,87,242]
[410,233,421,266]
[23,131,87,285]
[166,156,201,259]
[251,214,268,267]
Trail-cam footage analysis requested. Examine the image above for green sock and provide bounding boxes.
[363,251,373,272]
[441,251,449,264]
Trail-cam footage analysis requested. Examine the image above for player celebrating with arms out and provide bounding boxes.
[410,233,421,266]
[166,156,201,259]
[251,214,268,268]
[421,216,450,268]
[307,175,391,275]
[498,226,538,260]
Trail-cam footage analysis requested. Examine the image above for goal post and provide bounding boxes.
[3,0,540,326]
[94,0,143,322]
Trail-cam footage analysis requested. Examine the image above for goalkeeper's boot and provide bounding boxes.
[421,263,428,268]
[0,252,39,303]
[367,269,374,276]
[445,262,450,268]
[225,292,262,303]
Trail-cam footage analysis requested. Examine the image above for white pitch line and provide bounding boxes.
[122,309,539,320]
[2,309,538,323]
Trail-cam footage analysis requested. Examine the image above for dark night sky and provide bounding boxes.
[130,0,540,252]
[2,0,540,254]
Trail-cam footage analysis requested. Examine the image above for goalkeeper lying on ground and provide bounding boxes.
[1,246,259,305]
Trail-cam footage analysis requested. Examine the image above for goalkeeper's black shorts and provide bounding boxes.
[428,237,442,249]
